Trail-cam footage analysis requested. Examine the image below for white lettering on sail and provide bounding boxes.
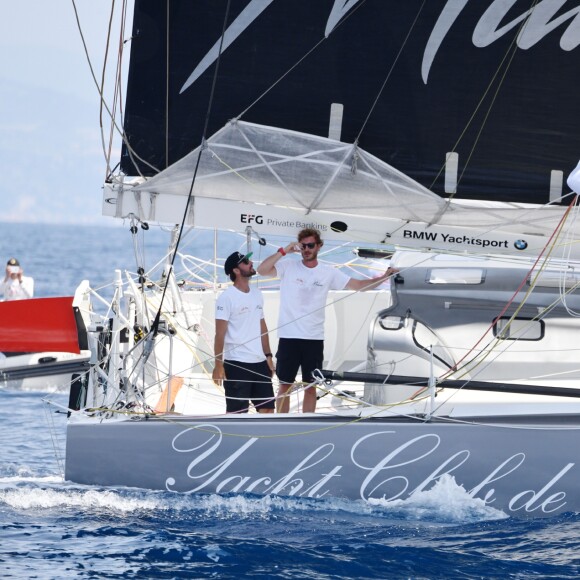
[325,0,365,37]
[180,0,275,93]
[181,0,362,93]
[422,0,469,85]
[473,0,580,49]
[182,0,580,93]
[423,0,580,83]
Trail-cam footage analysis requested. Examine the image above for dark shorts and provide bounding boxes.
[223,360,275,413]
[276,338,324,386]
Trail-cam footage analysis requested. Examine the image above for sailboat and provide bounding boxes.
[64,1,580,518]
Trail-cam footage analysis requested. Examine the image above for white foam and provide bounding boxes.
[0,475,62,485]
[204,544,230,562]
[367,474,508,522]
[187,492,377,519]
[0,474,507,523]
[192,492,291,517]
[0,486,163,513]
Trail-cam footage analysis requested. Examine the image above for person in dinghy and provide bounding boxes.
[257,228,398,413]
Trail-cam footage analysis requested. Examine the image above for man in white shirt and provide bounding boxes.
[212,251,275,413]
[257,228,397,413]
[1,258,34,301]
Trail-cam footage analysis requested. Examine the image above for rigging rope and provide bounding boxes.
[71,0,158,178]
[77,1,580,421]
[143,0,232,344]
[355,0,427,143]
[236,0,369,121]
[428,0,542,195]
[439,195,579,382]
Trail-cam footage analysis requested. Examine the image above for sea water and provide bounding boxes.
[1,222,580,578]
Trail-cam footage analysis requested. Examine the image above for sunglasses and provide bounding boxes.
[300,242,318,250]
[237,257,250,266]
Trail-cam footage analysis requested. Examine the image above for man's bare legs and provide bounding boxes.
[277,383,316,413]
[276,383,292,413]
[302,385,317,413]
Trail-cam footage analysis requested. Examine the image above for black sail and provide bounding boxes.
[121,0,580,205]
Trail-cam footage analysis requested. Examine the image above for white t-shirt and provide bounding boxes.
[275,259,349,340]
[215,285,266,363]
[0,276,34,301]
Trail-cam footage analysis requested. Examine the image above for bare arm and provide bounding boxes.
[345,267,399,292]
[212,319,228,385]
[256,242,298,277]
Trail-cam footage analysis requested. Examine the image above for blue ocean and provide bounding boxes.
[2,221,580,579]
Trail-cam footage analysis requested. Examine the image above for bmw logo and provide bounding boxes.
[514,239,528,251]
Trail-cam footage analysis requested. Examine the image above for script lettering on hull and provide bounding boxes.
[164,425,574,515]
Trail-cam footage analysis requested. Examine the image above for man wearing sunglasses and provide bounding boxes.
[212,251,276,413]
[258,228,397,413]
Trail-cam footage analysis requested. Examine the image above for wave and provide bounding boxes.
[368,473,507,523]
[0,473,505,524]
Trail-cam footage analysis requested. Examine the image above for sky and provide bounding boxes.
[0,1,133,225]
